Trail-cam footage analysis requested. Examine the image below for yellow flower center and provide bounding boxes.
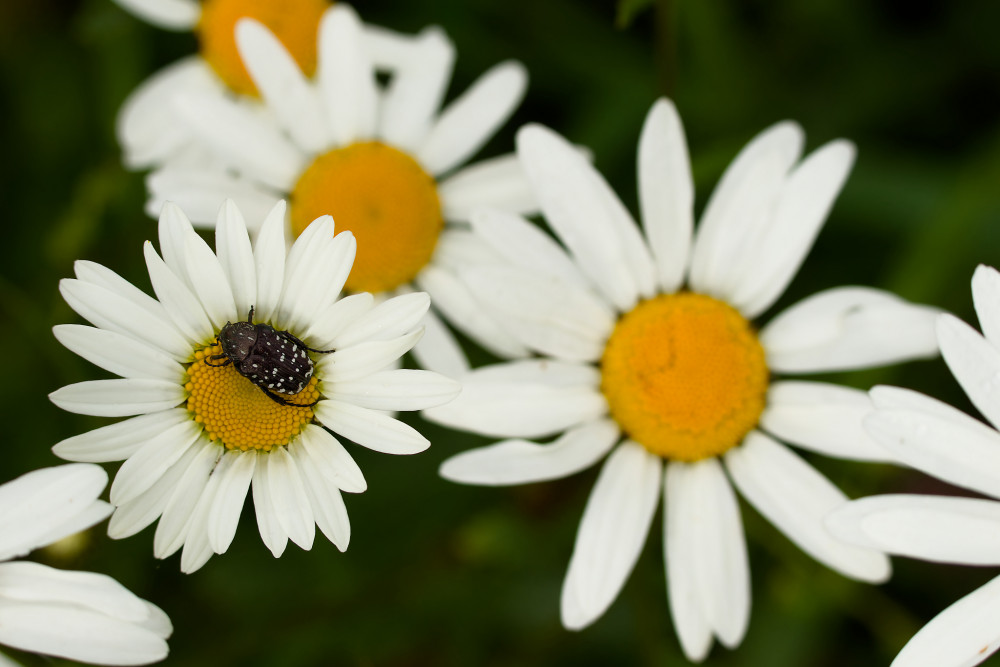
[197,0,329,97]
[290,141,444,294]
[185,344,319,452]
[600,293,769,462]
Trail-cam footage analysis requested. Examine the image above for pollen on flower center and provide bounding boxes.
[601,293,769,462]
[197,0,329,97]
[185,344,319,452]
[290,141,444,294]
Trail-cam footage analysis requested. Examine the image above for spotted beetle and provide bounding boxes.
[204,307,334,407]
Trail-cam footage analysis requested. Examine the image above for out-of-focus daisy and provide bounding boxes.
[144,3,533,377]
[50,200,459,573]
[113,0,418,168]
[427,98,941,660]
[0,463,170,665]
[828,265,1000,667]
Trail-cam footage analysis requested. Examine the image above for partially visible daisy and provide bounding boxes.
[113,0,418,168]
[50,200,459,573]
[427,98,941,660]
[144,3,534,377]
[0,463,170,665]
[828,265,1000,667]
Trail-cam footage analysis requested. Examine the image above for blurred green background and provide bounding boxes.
[3,0,1000,664]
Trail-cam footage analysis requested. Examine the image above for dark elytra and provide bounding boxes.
[204,307,334,407]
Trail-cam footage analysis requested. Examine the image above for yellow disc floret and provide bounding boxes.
[290,141,444,294]
[601,293,769,462]
[197,0,329,97]
[186,344,319,451]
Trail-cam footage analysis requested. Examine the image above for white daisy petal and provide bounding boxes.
[468,208,589,288]
[145,167,282,226]
[561,442,661,630]
[59,279,190,361]
[668,458,751,649]
[49,379,186,418]
[688,121,803,296]
[156,201,195,281]
[72,261,166,317]
[869,384,973,419]
[332,292,430,348]
[280,226,356,333]
[423,373,606,439]
[215,200,258,318]
[439,419,620,486]
[313,400,430,455]
[638,98,693,294]
[761,287,940,373]
[251,453,288,558]
[143,241,214,343]
[417,60,527,176]
[318,330,423,383]
[379,26,455,152]
[458,266,615,362]
[0,598,168,667]
[891,573,1000,667]
[664,466,713,662]
[0,465,109,560]
[116,57,218,169]
[938,313,1000,431]
[178,480,218,574]
[329,369,460,411]
[0,562,150,622]
[274,216,336,329]
[173,92,304,191]
[53,409,190,463]
[760,381,892,462]
[864,405,1000,499]
[517,124,649,311]
[725,432,890,582]
[972,265,1000,349]
[206,450,256,554]
[462,358,601,386]
[109,421,201,506]
[301,292,375,351]
[236,18,329,153]
[408,306,470,378]
[290,445,351,551]
[729,140,855,318]
[180,223,238,330]
[153,442,217,559]
[415,266,531,359]
[265,447,315,551]
[53,325,184,382]
[111,0,199,30]
[295,425,367,493]
[252,201,288,324]
[108,443,203,540]
[438,154,538,222]
[317,4,378,145]
[826,495,1000,565]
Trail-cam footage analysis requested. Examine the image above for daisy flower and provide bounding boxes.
[143,3,534,377]
[427,98,941,660]
[49,200,460,574]
[0,463,170,665]
[827,265,1000,667]
[113,0,418,168]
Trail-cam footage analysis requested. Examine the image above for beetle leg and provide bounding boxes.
[258,385,319,408]
[277,330,335,354]
[203,356,233,368]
